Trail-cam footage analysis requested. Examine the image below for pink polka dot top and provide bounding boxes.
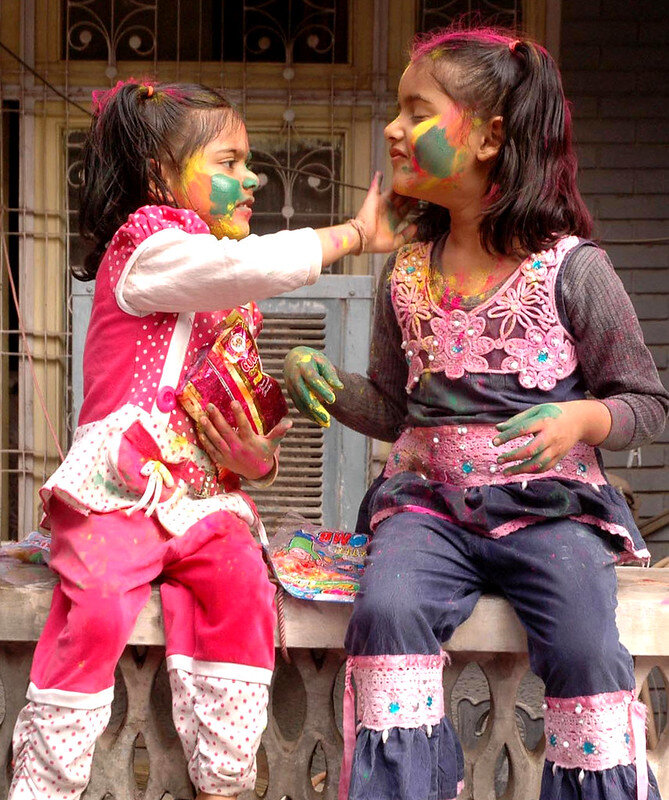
[79,205,258,449]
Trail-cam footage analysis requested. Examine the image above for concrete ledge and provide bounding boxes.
[1,561,667,655]
[0,561,667,799]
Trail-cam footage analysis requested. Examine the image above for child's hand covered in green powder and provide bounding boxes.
[283,346,344,427]
[492,400,612,475]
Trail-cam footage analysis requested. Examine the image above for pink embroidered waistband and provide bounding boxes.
[544,690,648,800]
[385,424,605,488]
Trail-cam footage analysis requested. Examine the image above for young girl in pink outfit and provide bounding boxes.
[285,28,668,800]
[9,80,414,800]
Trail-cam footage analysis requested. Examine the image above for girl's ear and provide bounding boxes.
[152,158,179,205]
[477,115,504,163]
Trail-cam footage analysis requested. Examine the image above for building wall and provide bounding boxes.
[561,0,669,530]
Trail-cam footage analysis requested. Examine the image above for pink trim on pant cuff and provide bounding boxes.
[544,690,648,800]
[442,779,465,799]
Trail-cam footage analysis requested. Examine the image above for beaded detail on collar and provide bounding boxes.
[391,236,581,393]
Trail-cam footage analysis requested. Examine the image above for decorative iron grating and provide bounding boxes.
[419,0,522,32]
[248,136,343,235]
[62,0,349,67]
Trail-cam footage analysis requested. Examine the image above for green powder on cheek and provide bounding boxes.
[210,173,244,218]
[413,124,462,179]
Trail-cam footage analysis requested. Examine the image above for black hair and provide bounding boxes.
[410,26,592,256]
[77,81,243,280]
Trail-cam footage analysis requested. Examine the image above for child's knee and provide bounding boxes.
[68,585,143,651]
[532,632,634,695]
[210,544,272,599]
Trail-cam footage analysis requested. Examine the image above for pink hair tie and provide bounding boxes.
[509,39,521,53]
[91,77,137,115]
[145,85,154,98]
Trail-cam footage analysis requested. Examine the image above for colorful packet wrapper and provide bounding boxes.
[0,531,51,565]
[265,514,370,602]
[177,309,288,436]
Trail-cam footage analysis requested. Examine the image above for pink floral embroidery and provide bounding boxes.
[402,337,425,387]
[487,276,556,341]
[422,311,494,380]
[394,279,432,340]
[544,690,639,771]
[502,325,577,390]
[390,237,580,393]
[520,256,549,281]
[384,423,605,488]
[349,653,447,730]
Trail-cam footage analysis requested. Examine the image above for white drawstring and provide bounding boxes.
[626,447,642,468]
[126,460,174,517]
[256,519,270,547]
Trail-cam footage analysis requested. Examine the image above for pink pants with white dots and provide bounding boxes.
[9,498,275,798]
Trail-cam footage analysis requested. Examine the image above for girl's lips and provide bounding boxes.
[235,203,253,219]
[389,148,408,161]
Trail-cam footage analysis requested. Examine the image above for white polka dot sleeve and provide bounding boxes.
[117,226,323,315]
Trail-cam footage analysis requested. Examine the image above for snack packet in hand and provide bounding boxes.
[177,309,288,436]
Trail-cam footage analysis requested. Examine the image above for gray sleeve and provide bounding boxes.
[560,244,669,450]
[330,255,408,442]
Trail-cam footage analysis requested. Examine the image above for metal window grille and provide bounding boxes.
[245,135,343,239]
[63,0,349,65]
[419,0,522,31]
[0,100,21,542]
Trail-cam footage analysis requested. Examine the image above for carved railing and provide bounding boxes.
[0,563,666,800]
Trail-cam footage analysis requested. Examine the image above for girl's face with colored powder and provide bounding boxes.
[170,122,259,240]
[385,61,480,206]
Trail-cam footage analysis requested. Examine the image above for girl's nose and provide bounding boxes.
[384,116,402,142]
[242,170,259,191]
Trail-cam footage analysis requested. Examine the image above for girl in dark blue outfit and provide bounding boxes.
[285,27,668,800]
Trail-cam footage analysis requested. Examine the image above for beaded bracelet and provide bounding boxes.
[347,218,368,255]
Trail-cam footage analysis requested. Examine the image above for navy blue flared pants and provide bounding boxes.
[343,512,660,800]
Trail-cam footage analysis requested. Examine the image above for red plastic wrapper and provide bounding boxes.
[177,309,288,437]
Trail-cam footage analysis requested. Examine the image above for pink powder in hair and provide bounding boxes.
[411,27,514,63]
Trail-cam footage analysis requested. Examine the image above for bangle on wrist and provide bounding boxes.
[246,452,280,488]
[347,218,368,255]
